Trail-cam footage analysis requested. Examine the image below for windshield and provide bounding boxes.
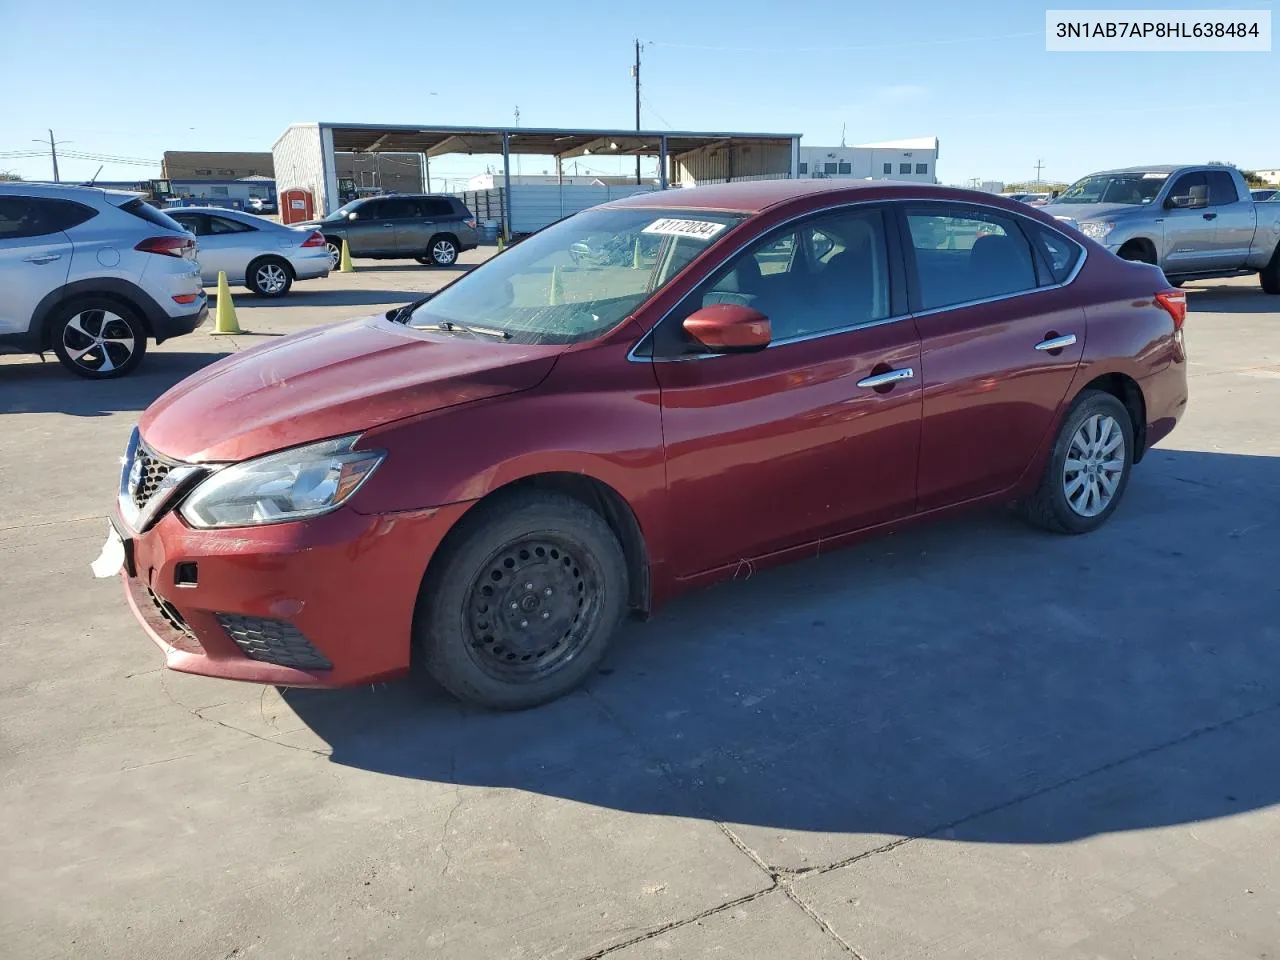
[1056,173,1167,205]
[408,207,747,345]
[323,201,361,221]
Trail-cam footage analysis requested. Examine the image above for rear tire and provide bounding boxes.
[246,257,293,298]
[324,238,343,271]
[1019,390,1135,535]
[426,234,459,266]
[1261,246,1280,295]
[49,298,147,379]
[415,491,628,710]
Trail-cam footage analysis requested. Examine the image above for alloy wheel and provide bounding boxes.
[326,241,341,269]
[256,262,288,294]
[1062,413,1126,517]
[61,309,136,375]
[432,239,457,265]
[464,536,604,683]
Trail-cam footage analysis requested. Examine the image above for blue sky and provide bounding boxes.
[0,0,1275,187]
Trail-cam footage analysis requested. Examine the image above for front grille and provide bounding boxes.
[215,614,333,671]
[133,448,173,509]
[148,586,195,639]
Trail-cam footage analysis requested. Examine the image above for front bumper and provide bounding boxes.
[117,500,472,687]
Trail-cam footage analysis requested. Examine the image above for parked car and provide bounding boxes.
[0,182,206,378]
[102,180,1188,709]
[1043,165,1280,292]
[166,207,329,298]
[1252,188,1278,202]
[246,197,277,215]
[300,194,480,269]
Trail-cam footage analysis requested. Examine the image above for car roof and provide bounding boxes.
[1084,165,1201,176]
[169,206,275,220]
[0,181,141,202]
[603,179,1035,215]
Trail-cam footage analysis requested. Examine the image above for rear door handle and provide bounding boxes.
[856,367,914,389]
[24,253,61,264]
[1203,212,1218,220]
[1034,334,1077,351]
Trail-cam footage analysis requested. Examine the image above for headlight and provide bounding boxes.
[180,435,384,528]
[1079,220,1115,241]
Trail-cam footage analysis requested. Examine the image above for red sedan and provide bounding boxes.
[100,180,1188,709]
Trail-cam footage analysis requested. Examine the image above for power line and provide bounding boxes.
[644,30,1040,53]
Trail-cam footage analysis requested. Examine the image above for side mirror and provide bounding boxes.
[348,211,359,220]
[682,303,771,353]
[1167,185,1208,210]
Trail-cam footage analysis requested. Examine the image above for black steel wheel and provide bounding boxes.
[416,490,628,709]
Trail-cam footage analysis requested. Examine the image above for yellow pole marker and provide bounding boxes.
[210,271,242,335]
[632,236,643,269]
[549,265,564,306]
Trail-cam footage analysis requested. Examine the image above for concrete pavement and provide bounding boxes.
[2,259,1278,959]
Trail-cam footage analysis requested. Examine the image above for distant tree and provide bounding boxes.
[1240,169,1266,187]
[0,170,22,181]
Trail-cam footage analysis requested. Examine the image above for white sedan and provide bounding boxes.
[166,207,330,298]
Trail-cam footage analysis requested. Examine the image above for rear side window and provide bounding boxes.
[1206,171,1239,206]
[120,198,185,233]
[904,207,1038,310]
[1024,222,1083,285]
[418,198,455,217]
[208,215,254,235]
[0,197,97,239]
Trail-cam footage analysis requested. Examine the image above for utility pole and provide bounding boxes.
[33,129,68,182]
[513,105,521,178]
[1034,158,1045,184]
[632,39,642,184]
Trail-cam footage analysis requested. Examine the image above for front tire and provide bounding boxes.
[50,298,147,379]
[1019,390,1135,534]
[416,491,628,710]
[325,238,343,271]
[246,257,293,298]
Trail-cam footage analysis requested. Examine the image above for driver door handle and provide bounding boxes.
[857,367,914,389]
[1203,212,1218,220]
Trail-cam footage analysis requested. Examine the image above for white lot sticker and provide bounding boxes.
[642,218,728,241]
[1143,172,1169,179]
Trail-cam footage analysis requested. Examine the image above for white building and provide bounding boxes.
[1255,169,1280,185]
[798,137,939,183]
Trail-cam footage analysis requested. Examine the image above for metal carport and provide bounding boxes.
[273,123,801,239]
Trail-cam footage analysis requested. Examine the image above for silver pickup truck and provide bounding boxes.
[1042,165,1280,293]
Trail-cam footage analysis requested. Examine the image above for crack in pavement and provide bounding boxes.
[158,671,329,759]
[571,687,1280,960]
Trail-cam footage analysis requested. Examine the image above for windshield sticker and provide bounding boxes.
[1142,173,1169,179]
[642,218,728,241]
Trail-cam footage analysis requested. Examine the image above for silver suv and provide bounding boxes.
[0,183,207,379]
[305,194,481,269]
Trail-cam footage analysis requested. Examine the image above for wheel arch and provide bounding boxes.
[246,253,295,280]
[428,231,461,255]
[1115,236,1159,265]
[1071,371,1147,463]
[421,471,652,619]
[34,280,158,349]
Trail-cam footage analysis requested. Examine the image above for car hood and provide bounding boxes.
[1040,202,1152,224]
[139,316,562,463]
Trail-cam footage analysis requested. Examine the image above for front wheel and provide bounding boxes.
[50,299,147,379]
[416,491,628,710]
[1019,390,1135,534]
[325,239,343,270]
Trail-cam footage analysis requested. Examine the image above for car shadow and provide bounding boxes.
[284,448,1280,850]
[353,263,478,275]
[1186,283,1276,314]
[0,350,229,416]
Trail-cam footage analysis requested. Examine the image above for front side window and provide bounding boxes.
[0,196,49,239]
[208,215,253,235]
[1057,173,1167,205]
[408,207,746,345]
[379,198,418,219]
[672,208,892,346]
[905,208,1037,309]
[170,213,209,236]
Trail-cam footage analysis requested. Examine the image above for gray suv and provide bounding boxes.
[0,183,207,378]
[308,194,480,269]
